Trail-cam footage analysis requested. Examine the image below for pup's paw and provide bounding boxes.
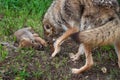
[43,41,48,47]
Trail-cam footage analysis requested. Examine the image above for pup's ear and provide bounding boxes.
[33,33,39,37]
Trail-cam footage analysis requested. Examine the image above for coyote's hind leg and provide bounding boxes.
[72,44,93,74]
[114,41,120,68]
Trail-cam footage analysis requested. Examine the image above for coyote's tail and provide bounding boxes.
[72,18,120,46]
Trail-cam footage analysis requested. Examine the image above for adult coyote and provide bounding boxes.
[43,0,120,74]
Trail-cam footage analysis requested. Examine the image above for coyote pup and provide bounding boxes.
[14,27,47,49]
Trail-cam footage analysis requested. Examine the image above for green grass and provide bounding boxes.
[0,45,8,61]
[0,0,120,80]
[0,0,52,38]
[0,0,52,72]
[0,0,53,79]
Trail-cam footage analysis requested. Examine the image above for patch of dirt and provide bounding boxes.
[45,39,120,80]
[0,39,120,80]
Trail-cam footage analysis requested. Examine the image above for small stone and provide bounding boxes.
[85,76,89,79]
[101,67,107,73]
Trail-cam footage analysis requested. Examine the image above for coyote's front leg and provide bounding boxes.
[51,27,79,58]
[72,44,94,74]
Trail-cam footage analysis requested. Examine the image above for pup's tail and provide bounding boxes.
[71,18,120,47]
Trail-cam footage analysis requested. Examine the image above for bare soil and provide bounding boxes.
[0,39,120,80]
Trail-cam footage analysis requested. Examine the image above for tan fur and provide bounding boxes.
[72,16,120,74]
[14,27,47,48]
[43,0,120,74]
[51,27,79,58]
[79,17,120,46]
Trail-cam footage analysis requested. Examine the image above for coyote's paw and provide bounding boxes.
[51,47,61,58]
[50,52,56,59]
[50,40,61,58]
[51,52,56,58]
[69,53,79,61]
[71,68,80,74]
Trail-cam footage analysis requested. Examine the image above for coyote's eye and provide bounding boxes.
[44,24,51,30]
[45,25,50,29]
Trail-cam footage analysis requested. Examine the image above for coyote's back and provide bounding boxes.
[74,16,120,47]
[43,0,119,39]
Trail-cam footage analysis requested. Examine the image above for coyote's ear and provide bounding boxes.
[43,23,53,37]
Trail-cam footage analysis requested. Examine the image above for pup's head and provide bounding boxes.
[19,38,44,50]
[19,38,33,48]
